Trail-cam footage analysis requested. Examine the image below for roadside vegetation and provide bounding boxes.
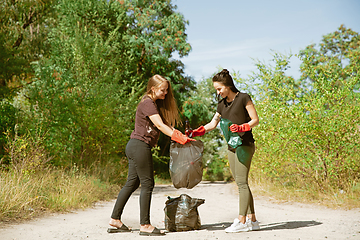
[1,0,359,222]
[247,25,360,209]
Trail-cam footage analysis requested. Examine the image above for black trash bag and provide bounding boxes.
[164,194,205,232]
[169,140,204,189]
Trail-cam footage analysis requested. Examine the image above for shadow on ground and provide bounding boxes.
[200,220,322,232]
[200,222,230,231]
[258,220,322,231]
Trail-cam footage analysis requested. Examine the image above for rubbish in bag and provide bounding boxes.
[185,120,192,137]
[219,118,242,149]
[169,140,204,189]
[164,194,205,232]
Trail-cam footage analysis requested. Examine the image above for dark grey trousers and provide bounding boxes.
[111,138,154,225]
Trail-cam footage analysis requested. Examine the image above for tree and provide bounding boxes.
[299,24,359,93]
[244,25,360,192]
[181,75,231,181]
[0,0,56,164]
[0,0,56,97]
[23,0,194,176]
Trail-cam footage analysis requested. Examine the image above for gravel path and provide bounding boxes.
[1,181,359,240]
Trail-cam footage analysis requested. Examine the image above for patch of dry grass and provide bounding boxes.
[0,128,123,223]
[249,175,360,210]
[0,167,118,223]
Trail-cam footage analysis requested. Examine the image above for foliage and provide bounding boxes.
[243,25,360,193]
[202,144,233,182]
[181,75,229,181]
[3,128,52,174]
[3,0,358,210]
[0,101,18,164]
[0,0,56,97]
[19,0,194,175]
[0,166,118,222]
[182,77,214,126]
[0,127,120,222]
[0,0,56,165]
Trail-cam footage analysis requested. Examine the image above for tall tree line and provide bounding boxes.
[0,0,197,177]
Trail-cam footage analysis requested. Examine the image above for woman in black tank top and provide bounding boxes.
[187,69,261,233]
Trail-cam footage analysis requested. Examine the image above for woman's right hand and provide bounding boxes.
[171,129,195,144]
[187,126,205,137]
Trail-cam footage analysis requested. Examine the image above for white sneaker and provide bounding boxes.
[225,218,250,233]
[246,217,260,231]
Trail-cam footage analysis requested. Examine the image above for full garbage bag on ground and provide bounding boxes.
[164,194,205,232]
[169,140,204,189]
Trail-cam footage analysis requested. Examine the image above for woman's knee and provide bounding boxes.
[123,177,140,190]
[236,180,248,190]
[141,177,155,191]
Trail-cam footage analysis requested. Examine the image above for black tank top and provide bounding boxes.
[217,92,255,148]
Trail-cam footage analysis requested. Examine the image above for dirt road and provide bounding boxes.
[1,182,359,240]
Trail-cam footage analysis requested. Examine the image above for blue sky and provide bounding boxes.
[172,0,360,81]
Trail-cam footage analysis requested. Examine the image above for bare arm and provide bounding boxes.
[149,114,174,137]
[246,101,259,128]
[204,112,221,132]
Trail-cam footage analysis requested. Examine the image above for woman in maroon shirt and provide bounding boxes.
[109,74,193,236]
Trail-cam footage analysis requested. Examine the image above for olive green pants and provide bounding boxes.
[228,143,256,216]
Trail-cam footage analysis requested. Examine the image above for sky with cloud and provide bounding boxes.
[172,0,360,82]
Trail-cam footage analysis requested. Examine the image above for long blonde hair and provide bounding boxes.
[145,74,180,127]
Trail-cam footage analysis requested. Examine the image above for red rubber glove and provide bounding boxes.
[171,129,196,144]
[229,123,251,133]
[190,126,206,137]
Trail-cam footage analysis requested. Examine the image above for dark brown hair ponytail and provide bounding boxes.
[212,69,239,93]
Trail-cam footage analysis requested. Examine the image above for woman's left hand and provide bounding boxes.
[229,123,251,133]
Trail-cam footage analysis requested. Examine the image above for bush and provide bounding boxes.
[239,26,360,195]
[0,129,120,222]
[0,167,118,222]
[0,101,17,165]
